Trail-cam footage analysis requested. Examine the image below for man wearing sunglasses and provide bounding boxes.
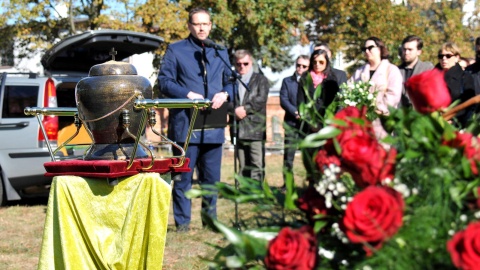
[158,7,234,233]
[398,35,434,107]
[279,55,310,189]
[465,37,480,96]
[231,49,270,182]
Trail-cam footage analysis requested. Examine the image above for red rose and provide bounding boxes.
[265,226,317,270]
[342,186,404,256]
[315,149,341,173]
[447,221,480,269]
[334,106,367,122]
[340,132,397,187]
[405,69,451,114]
[296,186,328,221]
[443,131,480,175]
[323,107,376,156]
[333,106,373,133]
[477,187,480,209]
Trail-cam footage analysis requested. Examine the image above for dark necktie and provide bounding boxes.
[201,46,208,96]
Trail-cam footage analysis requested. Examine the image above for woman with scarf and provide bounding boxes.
[297,49,346,180]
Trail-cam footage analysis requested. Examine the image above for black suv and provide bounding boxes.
[0,30,163,205]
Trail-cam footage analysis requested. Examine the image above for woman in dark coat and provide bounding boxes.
[435,42,475,127]
[297,49,344,133]
[297,49,344,180]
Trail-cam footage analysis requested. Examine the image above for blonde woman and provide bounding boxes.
[435,42,475,127]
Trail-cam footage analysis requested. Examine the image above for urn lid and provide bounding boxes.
[88,60,138,77]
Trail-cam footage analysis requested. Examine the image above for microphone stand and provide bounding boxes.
[213,48,250,230]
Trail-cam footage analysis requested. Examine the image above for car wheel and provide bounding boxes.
[0,175,6,206]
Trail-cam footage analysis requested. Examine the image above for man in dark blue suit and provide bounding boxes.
[158,7,233,232]
[279,55,309,187]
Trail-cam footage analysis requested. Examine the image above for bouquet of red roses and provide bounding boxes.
[193,70,480,269]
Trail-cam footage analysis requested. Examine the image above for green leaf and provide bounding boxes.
[226,256,244,268]
[284,170,298,210]
[300,126,340,149]
[313,220,328,234]
[185,188,213,198]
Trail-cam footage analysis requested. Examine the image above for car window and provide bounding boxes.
[2,85,38,118]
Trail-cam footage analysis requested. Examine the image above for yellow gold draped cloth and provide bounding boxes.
[38,173,171,269]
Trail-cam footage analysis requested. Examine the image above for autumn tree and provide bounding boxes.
[305,0,479,73]
[0,0,309,72]
[408,0,479,62]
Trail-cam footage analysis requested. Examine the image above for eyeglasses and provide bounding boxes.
[437,54,455,59]
[296,64,308,69]
[189,22,211,27]
[313,60,326,65]
[361,45,377,52]
[236,62,250,67]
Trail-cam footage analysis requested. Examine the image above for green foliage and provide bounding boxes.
[195,95,480,268]
[306,0,479,72]
[0,0,307,72]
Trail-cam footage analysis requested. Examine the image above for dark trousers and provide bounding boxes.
[172,143,222,227]
[283,123,299,183]
[237,140,265,182]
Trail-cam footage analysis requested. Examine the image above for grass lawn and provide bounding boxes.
[0,148,306,269]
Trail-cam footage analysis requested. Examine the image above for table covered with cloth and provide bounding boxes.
[38,172,171,269]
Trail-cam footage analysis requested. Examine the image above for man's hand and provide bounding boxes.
[295,111,300,119]
[211,92,228,109]
[187,91,204,100]
[235,106,247,120]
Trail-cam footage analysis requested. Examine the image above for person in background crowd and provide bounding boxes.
[350,36,403,139]
[459,57,470,70]
[466,37,480,95]
[158,7,233,232]
[397,35,434,107]
[297,49,344,180]
[231,49,270,182]
[436,42,475,127]
[313,42,348,86]
[279,55,310,189]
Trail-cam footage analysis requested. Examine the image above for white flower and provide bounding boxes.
[319,248,335,259]
[393,183,410,198]
[336,183,346,193]
[460,215,467,222]
[328,183,335,191]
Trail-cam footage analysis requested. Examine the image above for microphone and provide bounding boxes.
[203,39,226,50]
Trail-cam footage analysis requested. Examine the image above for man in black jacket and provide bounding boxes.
[279,55,309,186]
[466,37,480,96]
[232,50,270,181]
